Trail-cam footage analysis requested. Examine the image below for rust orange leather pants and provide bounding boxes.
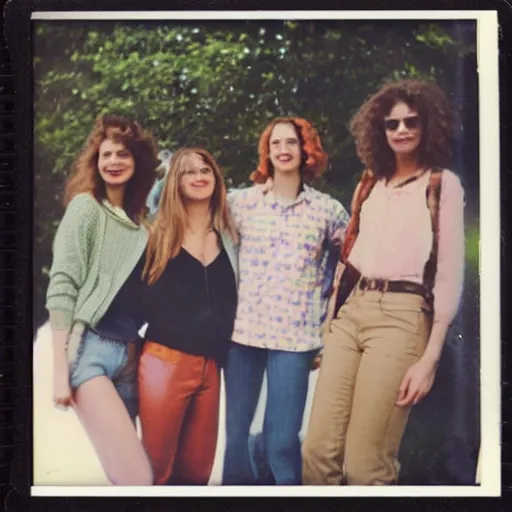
[138,341,220,485]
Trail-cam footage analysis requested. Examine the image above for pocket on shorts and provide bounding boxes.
[69,328,100,389]
[68,324,87,372]
[115,342,138,382]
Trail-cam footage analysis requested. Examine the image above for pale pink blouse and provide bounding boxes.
[348,169,465,326]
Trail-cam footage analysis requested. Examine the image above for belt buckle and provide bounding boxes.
[362,278,376,292]
[362,278,388,293]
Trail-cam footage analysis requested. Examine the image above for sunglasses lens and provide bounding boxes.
[404,116,420,129]
[385,119,399,131]
[385,116,420,132]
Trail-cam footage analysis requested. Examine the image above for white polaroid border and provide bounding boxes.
[30,9,500,498]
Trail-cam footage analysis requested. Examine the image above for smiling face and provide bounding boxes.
[97,138,135,188]
[384,101,422,159]
[268,122,302,177]
[179,152,216,202]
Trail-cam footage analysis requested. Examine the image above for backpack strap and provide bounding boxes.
[341,169,378,262]
[326,170,377,320]
[423,168,443,305]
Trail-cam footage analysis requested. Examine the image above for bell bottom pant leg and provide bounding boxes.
[138,342,219,485]
[170,358,220,485]
[263,349,315,485]
[222,342,267,485]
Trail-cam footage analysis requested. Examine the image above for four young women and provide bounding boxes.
[46,78,465,486]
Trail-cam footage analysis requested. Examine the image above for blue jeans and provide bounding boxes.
[222,342,315,485]
[70,329,139,422]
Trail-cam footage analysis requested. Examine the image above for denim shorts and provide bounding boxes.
[70,328,139,422]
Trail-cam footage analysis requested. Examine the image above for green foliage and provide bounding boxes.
[34,20,470,191]
[33,20,477,328]
[465,222,479,272]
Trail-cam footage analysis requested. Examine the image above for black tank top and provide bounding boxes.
[142,247,237,366]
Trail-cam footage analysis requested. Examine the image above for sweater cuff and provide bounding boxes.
[48,309,74,330]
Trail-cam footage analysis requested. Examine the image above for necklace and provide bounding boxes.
[387,168,426,189]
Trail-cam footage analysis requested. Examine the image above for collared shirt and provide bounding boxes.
[228,184,349,352]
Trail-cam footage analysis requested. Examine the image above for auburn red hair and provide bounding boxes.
[64,114,159,222]
[250,117,328,184]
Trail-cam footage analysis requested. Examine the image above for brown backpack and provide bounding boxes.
[330,168,443,316]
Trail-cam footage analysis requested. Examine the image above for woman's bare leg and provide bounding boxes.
[73,375,153,485]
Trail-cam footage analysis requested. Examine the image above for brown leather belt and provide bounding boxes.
[358,277,427,297]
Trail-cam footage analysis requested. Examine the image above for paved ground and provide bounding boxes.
[33,322,319,486]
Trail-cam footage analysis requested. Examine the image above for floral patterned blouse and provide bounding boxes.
[228,184,349,352]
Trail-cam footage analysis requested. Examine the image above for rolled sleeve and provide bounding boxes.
[327,199,350,247]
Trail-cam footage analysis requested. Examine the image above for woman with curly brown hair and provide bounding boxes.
[302,79,465,485]
[222,117,350,485]
[46,114,159,484]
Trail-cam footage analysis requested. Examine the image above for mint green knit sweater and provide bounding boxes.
[46,193,148,360]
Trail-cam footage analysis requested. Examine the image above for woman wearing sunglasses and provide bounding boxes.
[137,148,238,485]
[302,79,465,485]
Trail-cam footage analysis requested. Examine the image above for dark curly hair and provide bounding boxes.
[64,114,160,222]
[250,117,328,184]
[350,79,454,179]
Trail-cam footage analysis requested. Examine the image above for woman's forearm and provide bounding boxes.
[421,320,450,366]
[52,328,70,368]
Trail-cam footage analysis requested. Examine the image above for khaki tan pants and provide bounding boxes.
[302,286,431,485]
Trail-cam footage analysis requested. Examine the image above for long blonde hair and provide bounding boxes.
[143,147,236,285]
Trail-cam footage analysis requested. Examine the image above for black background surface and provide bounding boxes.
[1,0,510,510]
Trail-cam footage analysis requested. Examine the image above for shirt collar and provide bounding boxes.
[265,182,313,208]
[298,182,314,203]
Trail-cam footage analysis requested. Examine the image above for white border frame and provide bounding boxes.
[30,9,501,498]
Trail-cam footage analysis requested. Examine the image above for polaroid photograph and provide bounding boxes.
[25,9,499,498]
